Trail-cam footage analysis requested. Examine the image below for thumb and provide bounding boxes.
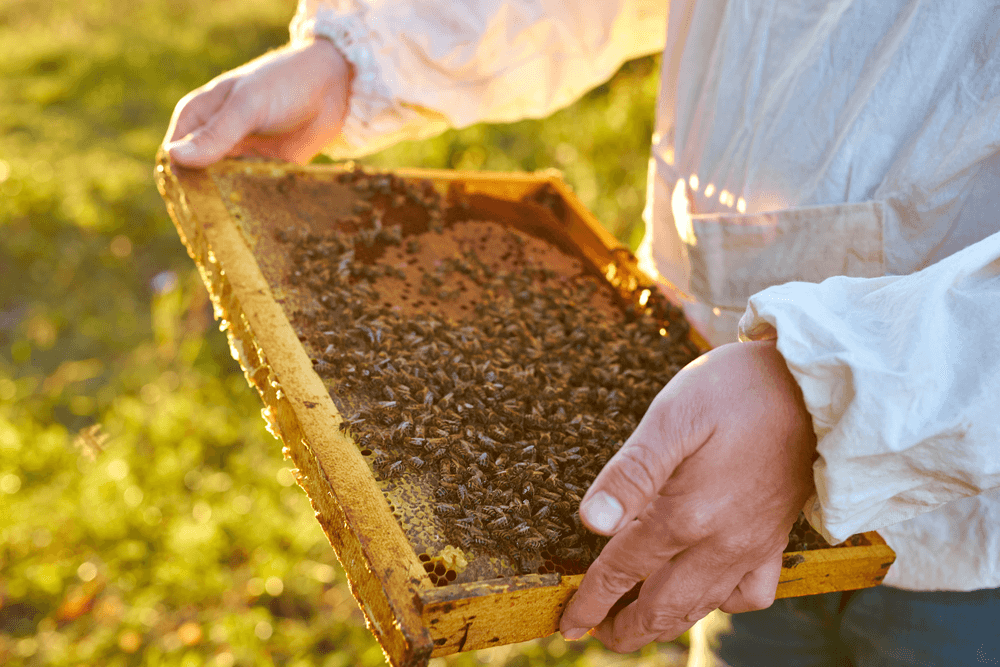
[165,96,257,168]
[579,390,711,536]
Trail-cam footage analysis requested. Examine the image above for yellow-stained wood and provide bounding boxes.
[155,153,434,667]
[156,154,895,666]
[417,533,894,656]
[776,532,895,599]
[419,574,580,656]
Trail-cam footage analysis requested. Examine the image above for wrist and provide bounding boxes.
[298,37,354,123]
[296,36,355,97]
[309,37,352,76]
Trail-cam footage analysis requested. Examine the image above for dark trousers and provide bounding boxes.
[716,585,1000,667]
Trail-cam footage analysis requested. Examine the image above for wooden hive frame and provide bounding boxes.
[154,151,895,667]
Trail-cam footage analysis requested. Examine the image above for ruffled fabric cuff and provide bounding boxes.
[737,229,1000,545]
[737,278,911,544]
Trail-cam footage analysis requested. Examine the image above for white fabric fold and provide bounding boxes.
[290,0,668,159]
[739,232,1000,554]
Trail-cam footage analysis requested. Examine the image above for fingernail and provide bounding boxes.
[562,627,588,641]
[581,491,623,533]
[165,141,196,159]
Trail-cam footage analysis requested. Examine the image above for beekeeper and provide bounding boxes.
[164,1,1000,664]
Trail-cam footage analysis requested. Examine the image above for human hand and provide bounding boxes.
[559,340,817,652]
[163,38,352,167]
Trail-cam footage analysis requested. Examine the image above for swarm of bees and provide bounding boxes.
[274,167,735,573]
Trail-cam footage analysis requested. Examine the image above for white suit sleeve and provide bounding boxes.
[738,232,1000,544]
[289,0,667,159]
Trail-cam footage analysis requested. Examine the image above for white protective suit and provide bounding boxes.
[290,0,1000,592]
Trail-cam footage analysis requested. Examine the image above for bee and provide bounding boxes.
[385,460,405,478]
[338,412,366,433]
[468,471,485,490]
[439,392,454,409]
[521,536,546,551]
[407,456,425,469]
[371,450,390,470]
[543,526,562,542]
[457,440,477,462]
[488,423,511,441]
[560,534,581,547]
[495,529,516,543]
[476,433,499,451]
[537,489,561,503]
[435,503,461,516]
[470,534,493,548]
[469,507,494,522]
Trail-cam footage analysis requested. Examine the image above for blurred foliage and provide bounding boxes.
[0,0,678,665]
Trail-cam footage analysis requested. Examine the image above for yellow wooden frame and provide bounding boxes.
[155,152,895,666]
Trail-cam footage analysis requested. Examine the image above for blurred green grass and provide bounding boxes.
[0,1,680,665]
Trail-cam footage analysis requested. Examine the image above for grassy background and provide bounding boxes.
[0,1,679,665]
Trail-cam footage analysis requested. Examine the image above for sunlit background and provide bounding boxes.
[0,1,685,664]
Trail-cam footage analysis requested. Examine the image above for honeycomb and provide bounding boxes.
[212,165,867,590]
